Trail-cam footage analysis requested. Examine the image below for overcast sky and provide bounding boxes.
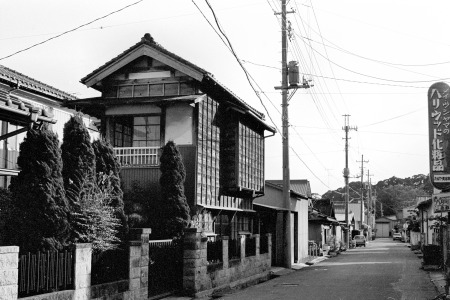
[1,0,445,196]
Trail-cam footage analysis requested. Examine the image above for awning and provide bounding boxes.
[253,203,289,211]
[197,204,255,213]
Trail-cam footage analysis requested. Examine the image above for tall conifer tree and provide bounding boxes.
[9,126,69,251]
[61,115,95,206]
[159,141,190,239]
[61,115,96,242]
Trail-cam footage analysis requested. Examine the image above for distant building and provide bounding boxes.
[375,215,397,237]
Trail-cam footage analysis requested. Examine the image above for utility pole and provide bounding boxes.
[357,155,368,232]
[343,115,357,247]
[366,170,374,239]
[274,0,311,269]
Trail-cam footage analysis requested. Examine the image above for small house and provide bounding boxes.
[254,179,311,265]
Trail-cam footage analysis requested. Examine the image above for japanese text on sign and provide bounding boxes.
[428,82,450,190]
[430,87,450,172]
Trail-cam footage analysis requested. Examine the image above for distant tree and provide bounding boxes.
[7,127,69,251]
[92,138,128,239]
[375,185,422,218]
[158,141,190,239]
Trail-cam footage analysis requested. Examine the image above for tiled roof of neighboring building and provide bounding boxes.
[266,179,311,199]
[0,65,76,100]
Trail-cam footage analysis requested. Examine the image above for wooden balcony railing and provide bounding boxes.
[113,146,160,167]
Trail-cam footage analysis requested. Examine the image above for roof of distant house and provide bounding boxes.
[266,179,311,199]
[0,65,76,100]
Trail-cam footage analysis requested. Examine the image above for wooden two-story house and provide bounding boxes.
[66,33,276,239]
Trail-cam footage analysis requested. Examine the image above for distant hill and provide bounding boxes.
[322,174,432,218]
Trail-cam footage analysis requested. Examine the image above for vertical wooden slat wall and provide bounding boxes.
[197,97,221,207]
[196,97,266,213]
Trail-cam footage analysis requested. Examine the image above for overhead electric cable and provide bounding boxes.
[360,107,425,128]
[0,0,145,61]
[293,17,450,68]
[193,0,282,135]
[306,0,349,112]
[299,34,450,84]
[290,146,330,189]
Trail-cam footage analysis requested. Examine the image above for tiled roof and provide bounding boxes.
[266,179,311,199]
[80,33,268,122]
[0,65,76,100]
[81,33,208,84]
[0,88,55,126]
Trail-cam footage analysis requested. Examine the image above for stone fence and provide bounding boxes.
[183,228,272,298]
[0,228,272,299]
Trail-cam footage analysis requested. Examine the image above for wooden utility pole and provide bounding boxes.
[275,0,310,268]
[281,0,291,269]
[366,170,374,239]
[343,115,357,246]
[357,155,369,232]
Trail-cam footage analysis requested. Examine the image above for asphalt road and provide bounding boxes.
[217,238,438,300]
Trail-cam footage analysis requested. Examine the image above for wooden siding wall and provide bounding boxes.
[197,97,252,210]
[120,167,161,194]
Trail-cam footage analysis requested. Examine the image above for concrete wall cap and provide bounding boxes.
[0,246,19,254]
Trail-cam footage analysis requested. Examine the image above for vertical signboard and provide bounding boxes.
[428,82,450,191]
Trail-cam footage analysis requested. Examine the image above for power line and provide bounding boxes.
[198,0,282,136]
[292,15,450,68]
[0,0,145,61]
[299,35,450,84]
[360,107,425,128]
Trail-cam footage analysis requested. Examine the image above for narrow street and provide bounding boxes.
[217,238,438,300]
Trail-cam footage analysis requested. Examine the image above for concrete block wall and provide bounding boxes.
[0,246,19,300]
[182,228,272,298]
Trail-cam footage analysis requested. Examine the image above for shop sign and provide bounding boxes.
[428,82,450,190]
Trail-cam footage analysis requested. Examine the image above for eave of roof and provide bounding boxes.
[0,65,76,101]
[0,90,56,126]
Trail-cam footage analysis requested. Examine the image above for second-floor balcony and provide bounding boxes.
[114,146,160,167]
